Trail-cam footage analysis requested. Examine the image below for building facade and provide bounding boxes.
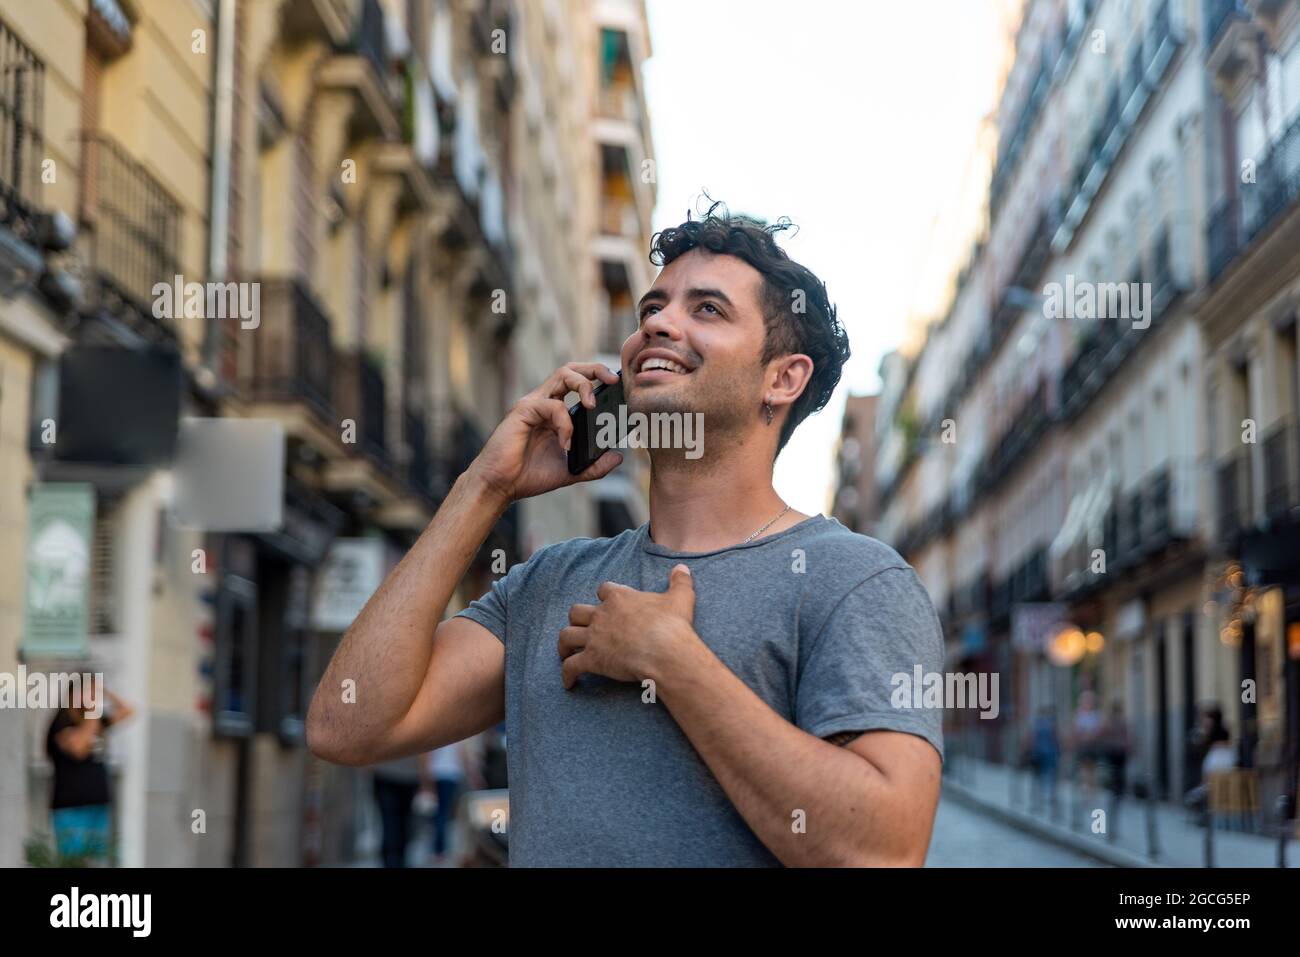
[0,0,655,867]
[859,0,1299,814]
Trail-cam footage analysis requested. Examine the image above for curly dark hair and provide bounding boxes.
[648,199,850,459]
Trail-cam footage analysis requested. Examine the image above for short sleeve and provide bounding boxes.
[795,566,945,762]
[452,550,537,644]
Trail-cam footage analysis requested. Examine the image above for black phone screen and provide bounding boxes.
[567,371,625,475]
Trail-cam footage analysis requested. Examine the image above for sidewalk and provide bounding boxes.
[942,756,1297,868]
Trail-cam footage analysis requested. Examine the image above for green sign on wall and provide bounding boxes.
[22,483,95,658]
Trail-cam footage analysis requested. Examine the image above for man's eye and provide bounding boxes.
[639,307,658,322]
[699,302,719,315]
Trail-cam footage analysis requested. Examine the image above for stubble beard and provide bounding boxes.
[629,366,762,474]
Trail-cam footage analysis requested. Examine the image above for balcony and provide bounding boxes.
[1209,110,1300,282]
[237,277,335,421]
[1058,236,1182,421]
[0,19,45,238]
[1261,417,1298,520]
[1055,1,1182,251]
[1205,0,1258,87]
[1113,487,1144,568]
[335,350,388,465]
[79,131,181,321]
[989,55,1053,211]
[979,382,1052,493]
[1215,446,1254,542]
[317,0,400,141]
[599,84,641,126]
[1141,458,1199,551]
[600,195,639,237]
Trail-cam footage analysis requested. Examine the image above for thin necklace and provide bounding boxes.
[742,503,791,544]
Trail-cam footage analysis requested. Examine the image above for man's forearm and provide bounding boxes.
[650,628,912,867]
[307,471,507,761]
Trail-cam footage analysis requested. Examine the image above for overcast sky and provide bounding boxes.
[643,0,1013,515]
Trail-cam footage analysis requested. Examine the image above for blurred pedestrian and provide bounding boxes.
[1195,705,1234,777]
[46,689,134,864]
[372,754,423,868]
[422,740,480,865]
[1028,706,1060,813]
[1070,690,1103,791]
[1182,703,1235,821]
[1100,700,1129,796]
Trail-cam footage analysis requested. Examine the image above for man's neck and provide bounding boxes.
[645,446,809,553]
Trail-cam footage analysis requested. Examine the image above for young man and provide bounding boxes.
[307,206,945,866]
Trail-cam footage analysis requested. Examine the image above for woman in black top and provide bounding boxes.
[46,690,133,863]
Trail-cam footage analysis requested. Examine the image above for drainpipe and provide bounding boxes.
[201,0,237,384]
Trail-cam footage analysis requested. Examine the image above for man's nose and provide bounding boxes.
[640,305,685,339]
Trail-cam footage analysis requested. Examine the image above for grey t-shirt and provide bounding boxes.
[454,513,944,867]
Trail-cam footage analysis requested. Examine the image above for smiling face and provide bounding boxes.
[620,249,770,448]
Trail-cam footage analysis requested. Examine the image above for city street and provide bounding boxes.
[926,795,1105,867]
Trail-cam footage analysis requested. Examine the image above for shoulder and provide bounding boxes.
[797,516,916,587]
[794,518,936,633]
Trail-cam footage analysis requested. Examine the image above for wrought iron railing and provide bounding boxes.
[335,350,388,463]
[1242,109,1300,246]
[1209,110,1300,282]
[238,277,335,419]
[80,131,181,312]
[0,19,44,231]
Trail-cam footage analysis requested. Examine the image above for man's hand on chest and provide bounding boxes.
[558,564,699,690]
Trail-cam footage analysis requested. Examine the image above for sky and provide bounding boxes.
[643,0,1015,515]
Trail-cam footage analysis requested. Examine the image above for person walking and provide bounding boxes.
[1070,690,1104,792]
[371,754,423,868]
[423,741,478,865]
[1100,700,1130,797]
[1028,706,1061,815]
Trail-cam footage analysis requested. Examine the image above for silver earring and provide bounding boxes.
[764,398,774,426]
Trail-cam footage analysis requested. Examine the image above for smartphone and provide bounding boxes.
[567,370,624,475]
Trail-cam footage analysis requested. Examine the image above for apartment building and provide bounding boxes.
[0,0,655,867]
[830,393,880,538]
[1198,0,1300,808]
[868,0,1298,811]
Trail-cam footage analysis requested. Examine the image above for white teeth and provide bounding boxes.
[640,357,688,374]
